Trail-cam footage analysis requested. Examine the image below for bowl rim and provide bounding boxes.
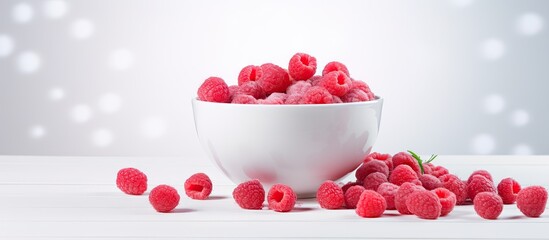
[192,96,383,108]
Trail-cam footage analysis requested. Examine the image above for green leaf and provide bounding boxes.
[407,150,424,175]
[425,154,438,164]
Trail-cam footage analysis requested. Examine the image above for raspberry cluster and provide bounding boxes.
[197,53,376,104]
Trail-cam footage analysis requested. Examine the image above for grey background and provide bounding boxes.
[0,0,547,158]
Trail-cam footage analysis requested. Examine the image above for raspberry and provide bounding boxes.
[389,165,419,186]
[392,152,421,175]
[356,190,387,218]
[228,85,239,100]
[431,165,449,178]
[351,80,375,100]
[363,172,388,191]
[317,180,345,209]
[284,94,302,104]
[377,182,399,210]
[288,53,317,80]
[234,81,266,100]
[286,80,312,95]
[467,170,493,184]
[322,61,350,77]
[318,71,352,97]
[149,185,180,213]
[299,86,333,104]
[432,188,456,216]
[259,92,287,104]
[423,163,433,175]
[232,94,258,104]
[439,174,468,205]
[341,181,361,193]
[267,184,297,212]
[497,177,521,204]
[238,65,263,86]
[467,175,496,201]
[355,160,389,182]
[184,173,213,200]
[310,75,322,86]
[197,77,230,103]
[419,174,442,190]
[473,192,503,220]
[395,182,425,215]
[344,185,365,209]
[257,63,291,95]
[332,95,343,103]
[406,190,442,220]
[341,89,370,102]
[517,186,547,217]
[232,179,265,210]
[364,152,393,171]
[116,167,147,195]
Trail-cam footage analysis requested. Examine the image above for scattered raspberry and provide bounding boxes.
[232,179,265,210]
[419,174,442,190]
[259,92,287,104]
[288,53,317,80]
[355,160,390,182]
[392,152,421,175]
[394,182,425,215]
[317,180,345,209]
[341,88,370,102]
[467,170,493,184]
[234,81,266,99]
[149,185,180,213]
[377,182,399,210]
[116,167,147,195]
[406,190,441,219]
[318,71,352,97]
[257,63,291,95]
[238,65,263,86]
[467,175,496,201]
[286,80,312,95]
[284,94,302,104]
[231,94,258,104]
[364,152,393,171]
[431,165,449,178]
[432,188,456,216]
[341,181,361,193]
[517,186,547,217]
[389,165,419,186]
[184,173,213,200]
[267,184,297,212]
[197,77,230,103]
[473,192,503,220]
[423,163,433,175]
[299,86,333,104]
[497,177,521,204]
[322,61,350,77]
[356,190,387,218]
[344,185,366,209]
[439,174,468,205]
[350,80,375,100]
[363,172,388,191]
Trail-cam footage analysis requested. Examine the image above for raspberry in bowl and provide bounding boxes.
[191,53,383,198]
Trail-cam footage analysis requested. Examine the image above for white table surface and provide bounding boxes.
[0,155,548,240]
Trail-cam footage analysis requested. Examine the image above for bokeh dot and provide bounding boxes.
[516,13,544,36]
[98,93,122,114]
[109,49,135,70]
[512,144,533,155]
[43,0,68,19]
[471,134,496,155]
[16,51,42,74]
[92,129,113,147]
[48,87,65,101]
[140,116,167,139]
[510,109,530,127]
[449,0,474,7]
[29,125,46,139]
[12,2,34,23]
[70,19,95,39]
[483,94,505,114]
[0,34,15,58]
[70,104,92,123]
[480,38,505,60]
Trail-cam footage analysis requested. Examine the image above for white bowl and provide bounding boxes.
[192,98,383,198]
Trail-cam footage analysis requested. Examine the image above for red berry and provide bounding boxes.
[257,63,291,95]
[267,184,297,212]
[322,61,350,77]
[341,89,370,102]
[419,174,442,190]
[351,80,375,99]
[299,86,333,104]
[285,94,302,104]
[238,65,263,86]
[184,173,213,200]
[406,190,442,220]
[394,182,425,215]
[473,192,503,220]
[341,181,361,193]
[259,93,287,104]
[355,160,389,182]
[356,190,387,218]
[332,95,343,103]
[149,185,180,213]
[363,172,388,191]
[497,177,521,204]
[432,188,456,216]
[431,165,449,178]
[309,75,322,86]
[364,152,393,171]
[377,182,399,210]
[318,71,352,97]
[116,167,147,195]
[234,81,266,99]
[286,80,312,95]
[467,175,496,201]
[392,152,421,175]
[317,180,345,209]
[517,186,547,217]
[232,179,265,210]
[439,174,468,205]
[389,165,419,186]
[344,185,365,209]
[288,53,317,80]
[232,94,258,104]
[467,170,493,184]
[228,85,239,100]
[197,77,230,103]
[423,163,433,175]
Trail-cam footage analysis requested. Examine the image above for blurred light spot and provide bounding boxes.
[480,38,505,60]
[449,0,474,7]
[48,87,65,101]
[16,51,41,74]
[92,128,113,147]
[483,94,505,114]
[29,125,46,139]
[109,49,134,70]
[70,104,92,123]
[517,13,543,36]
[510,109,530,127]
[140,116,167,138]
[12,3,34,23]
[70,19,94,39]
[43,0,68,19]
[512,144,533,155]
[471,134,496,154]
[0,34,15,58]
[98,93,122,114]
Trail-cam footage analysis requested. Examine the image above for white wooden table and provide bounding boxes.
[0,155,548,240]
